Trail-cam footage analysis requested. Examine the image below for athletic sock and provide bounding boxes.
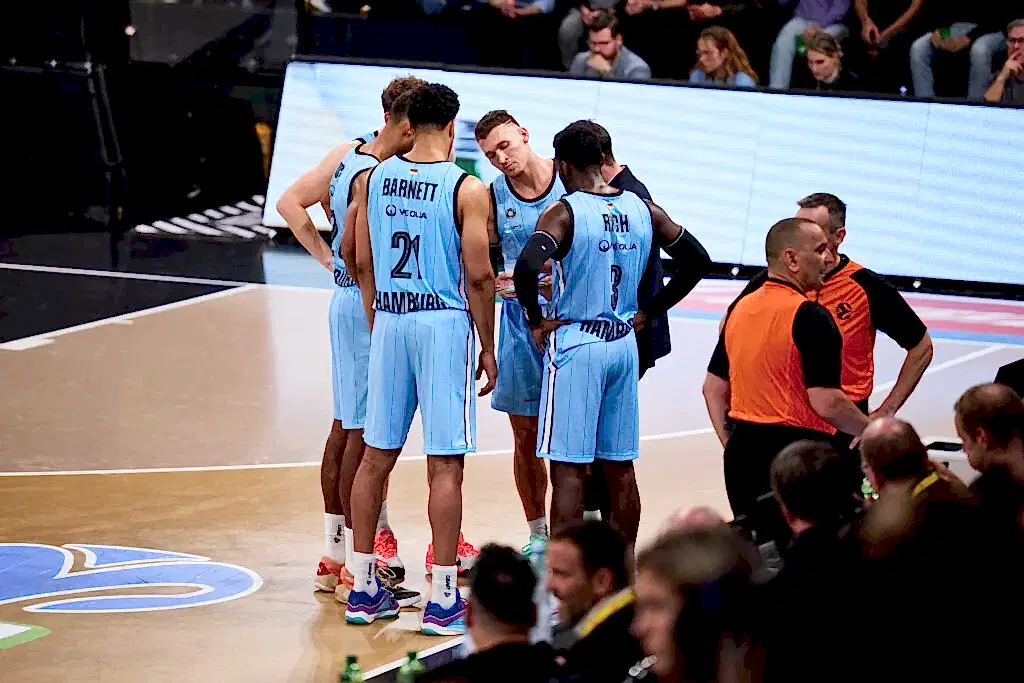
[344,527,355,570]
[324,514,346,564]
[377,501,391,532]
[527,517,549,538]
[352,552,378,597]
[431,565,458,609]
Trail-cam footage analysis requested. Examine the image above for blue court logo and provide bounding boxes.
[0,543,262,614]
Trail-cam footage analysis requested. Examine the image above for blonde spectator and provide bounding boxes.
[804,31,861,91]
[689,26,759,87]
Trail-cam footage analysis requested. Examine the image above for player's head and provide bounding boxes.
[765,217,834,291]
[381,75,427,125]
[552,121,605,191]
[467,545,537,639]
[955,383,1024,470]
[797,192,847,256]
[405,82,460,142]
[475,110,534,178]
[377,88,419,157]
[587,12,624,62]
[573,120,617,178]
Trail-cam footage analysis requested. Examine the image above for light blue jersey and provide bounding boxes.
[367,156,469,314]
[537,189,653,463]
[355,129,378,144]
[329,144,380,287]
[363,154,477,455]
[490,167,565,416]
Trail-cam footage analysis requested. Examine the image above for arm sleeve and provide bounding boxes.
[514,232,559,326]
[708,332,730,379]
[642,230,712,319]
[852,269,927,350]
[793,302,843,388]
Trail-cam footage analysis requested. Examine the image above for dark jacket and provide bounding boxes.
[418,641,560,683]
[556,589,646,683]
[608,166,670,378]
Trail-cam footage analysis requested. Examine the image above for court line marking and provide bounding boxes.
[869,343,1007,397]
[362,637,466,679]
[0,286,258,351]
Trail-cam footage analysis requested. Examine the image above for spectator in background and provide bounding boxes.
[860,417,968,505]
[984,19,1024,104]
[559,0,619,70]
[851,0,924,93]
[956,383,1024,519]
[909,4,1011,100]
[803,31,861,90]
[689,26,759,87]
[632,527,765,683]
[547,520,644,683]
[571,12,652,79]
[418,545,559,683]
[471,0,559,69]
[770,0,851,89]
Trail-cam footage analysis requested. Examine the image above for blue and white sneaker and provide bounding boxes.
[421,590,467,636]
[345,586,400,625]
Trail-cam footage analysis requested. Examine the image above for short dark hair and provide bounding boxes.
[474,110,519,141]
[765,217,818,262]
[406,83,460,131]
[553,121,604,171]
[551,520,630,590]
[861,420,930,482]
[956,383,1024,448]
[575,120,614,164]
[381,76,427,113]
[469,544,537,628]
[797,192,846,231]
[588,11,621,37]
[771,440,857,525]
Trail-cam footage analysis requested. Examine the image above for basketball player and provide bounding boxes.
[475,110,564,559]
[274,75,424,595]
[513,122,711,548]
[344,83,496,636]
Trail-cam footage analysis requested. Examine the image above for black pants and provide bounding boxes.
[724,421,838,544]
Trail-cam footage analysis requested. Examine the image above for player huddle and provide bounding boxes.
[277,74,932,636]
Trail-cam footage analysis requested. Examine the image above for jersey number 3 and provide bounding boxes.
[391,231,421,279]
[610,264,623,309]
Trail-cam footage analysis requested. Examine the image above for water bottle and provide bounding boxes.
[340,655,363,683]
[398,651,425,683]
[795,35,807,57]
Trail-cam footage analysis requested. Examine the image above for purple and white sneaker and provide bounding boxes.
[421,590,467,636]
[345,587,400,625]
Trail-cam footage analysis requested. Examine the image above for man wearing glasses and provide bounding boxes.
[984,19,1024,104]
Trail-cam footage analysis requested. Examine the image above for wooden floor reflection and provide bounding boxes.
[1,285,1017,682]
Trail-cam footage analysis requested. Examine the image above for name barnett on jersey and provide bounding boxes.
[380,177,441,202]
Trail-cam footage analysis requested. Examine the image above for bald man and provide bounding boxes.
[703,217,870,543]
[860,417,967,503]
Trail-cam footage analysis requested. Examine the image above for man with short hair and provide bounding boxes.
[345,83,497,635]
[984,19,1024,104]
[727,194,933,448]
[704,217,870,543]
[570,13,652,80]
[559,0,618,70]
[547,520,645,683]
[275,75,425,597]
[956,384,1024,524]
[418,545,559,683]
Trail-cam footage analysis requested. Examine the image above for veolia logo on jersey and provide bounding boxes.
[386,205,428,220]
[599,240,637,252]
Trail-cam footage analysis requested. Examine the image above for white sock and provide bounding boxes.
[344,527,355,570]
[527,517,549,538]
[324,514,346,564]
[431,565,458,609]
[352,552,378,596]
[583,510,602,521]
[377,501,391,532]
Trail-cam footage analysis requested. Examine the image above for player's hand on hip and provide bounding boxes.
[530,318,569,352]
[477,349,498,396]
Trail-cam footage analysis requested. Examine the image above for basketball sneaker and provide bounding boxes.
[333,567,355,602]
[345,587,401,625]
[425,533,479,576]
[421,590,467,636]
[522,534,547,573]
[314,556,344,593]
[374,528,406,584]
[336,564,420,608]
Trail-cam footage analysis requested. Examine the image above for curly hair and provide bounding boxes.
[381,75,427,113]
[406,83,460,130]
[552,121,604,170]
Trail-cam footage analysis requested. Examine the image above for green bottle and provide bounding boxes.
[795,35,807,57]
[939,27,951,39]
[340,655,363,683]
[398,651,426,683]
[861,477,879,502]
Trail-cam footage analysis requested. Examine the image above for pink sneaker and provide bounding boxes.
[425,533,479,575]
[314,556,344,592]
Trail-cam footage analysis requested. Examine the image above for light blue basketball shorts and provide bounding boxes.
[536,332,640,464]
[364,309,477,455]
[491,298,546,417]
[328,285,370,429]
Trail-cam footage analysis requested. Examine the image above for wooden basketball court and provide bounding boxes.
[2,258,1022,682]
